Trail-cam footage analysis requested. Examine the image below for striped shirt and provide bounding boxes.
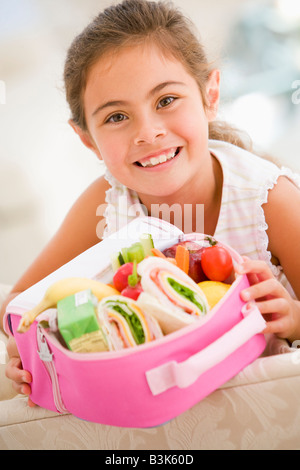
[103,140,300,297]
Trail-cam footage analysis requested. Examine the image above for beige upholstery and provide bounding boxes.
[1,284,300,450]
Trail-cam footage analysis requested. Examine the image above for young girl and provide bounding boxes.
[2,0,300,404]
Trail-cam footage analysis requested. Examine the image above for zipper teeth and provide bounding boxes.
[37,327,67,413]
[48,362,68,413]
[43,360,68,413]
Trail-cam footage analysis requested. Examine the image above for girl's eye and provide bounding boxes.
[106,113,127,124]
[157,96,176,109]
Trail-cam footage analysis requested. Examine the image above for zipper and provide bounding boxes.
[36,325,68,414]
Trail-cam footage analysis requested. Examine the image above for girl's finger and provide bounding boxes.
[245,272,260,287]
[240,278,288,303]
[255,297,290,316]
[5,357,33,402]
[263,317,292,338]
[236,259,274,282]
[11,381,31,396]
[5,357,23,382]
[12,383,35,407]
[5,357,32,384]
[28,397,36,407]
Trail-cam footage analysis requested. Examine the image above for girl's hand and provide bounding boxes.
[235,258,300,344]
[5,336,35,407]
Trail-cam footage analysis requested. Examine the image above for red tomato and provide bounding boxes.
[112,262,133,292]
[201,246,233,282]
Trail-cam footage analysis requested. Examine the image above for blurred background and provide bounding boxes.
[0,0,300,285]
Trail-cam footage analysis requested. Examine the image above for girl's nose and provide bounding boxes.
[133,117,167,145]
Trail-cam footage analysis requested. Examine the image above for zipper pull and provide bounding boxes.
[37,327,53,362]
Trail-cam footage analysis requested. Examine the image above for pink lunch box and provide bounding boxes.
[4,217,266,428]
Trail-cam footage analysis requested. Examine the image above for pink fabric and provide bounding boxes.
[9,313,57,413]
[3,224,266,428]
[7,274,266,428]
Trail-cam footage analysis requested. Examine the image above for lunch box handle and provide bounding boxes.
[146,302,266,395]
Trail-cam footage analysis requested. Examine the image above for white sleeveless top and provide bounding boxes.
[103,140,300,297]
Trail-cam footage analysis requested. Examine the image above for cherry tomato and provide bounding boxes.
[201,245,233,282]
[113,262,133,292]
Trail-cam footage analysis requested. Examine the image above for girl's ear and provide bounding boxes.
[205,69,220,122]
[68,120,102,160]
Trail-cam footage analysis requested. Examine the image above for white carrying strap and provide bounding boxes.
[146,303,266,396]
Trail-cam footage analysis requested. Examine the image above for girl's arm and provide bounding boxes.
[0,175,110,329]
[238,176,300,343]
[2,175,110,405]
[265,176,300,299]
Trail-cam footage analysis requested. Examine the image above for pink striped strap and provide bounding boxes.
[146,303,266,395]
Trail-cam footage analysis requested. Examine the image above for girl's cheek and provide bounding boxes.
[96,137,122,164]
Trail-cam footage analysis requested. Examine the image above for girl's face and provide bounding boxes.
[81,42,219,199]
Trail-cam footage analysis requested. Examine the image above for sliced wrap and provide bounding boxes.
[97,295,163,350]
[137,257,209,334]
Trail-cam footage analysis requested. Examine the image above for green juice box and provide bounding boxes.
[57,289,108,353]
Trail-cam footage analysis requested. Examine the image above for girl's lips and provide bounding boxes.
[134,147,181,169]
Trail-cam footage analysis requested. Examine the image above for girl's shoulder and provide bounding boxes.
[211,140,300,296]
[209,140,281,189]
[75,174,111,208]
[263,174,300,277]
[209,139,300,194]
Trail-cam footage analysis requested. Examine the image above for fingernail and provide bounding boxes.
[241,290,251,301]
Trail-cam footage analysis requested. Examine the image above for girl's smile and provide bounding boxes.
[134,146,181,169]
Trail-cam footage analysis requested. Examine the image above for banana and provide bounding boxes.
[17,277,119,333]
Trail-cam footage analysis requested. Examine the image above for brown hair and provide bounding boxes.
[64,0,252,151]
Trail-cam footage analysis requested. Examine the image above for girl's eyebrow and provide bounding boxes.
[91,81,185,117]
[92,100,127,117]
[149,80,186,97]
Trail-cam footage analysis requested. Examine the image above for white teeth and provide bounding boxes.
[150,157,158,166]
[140,149,178,167]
